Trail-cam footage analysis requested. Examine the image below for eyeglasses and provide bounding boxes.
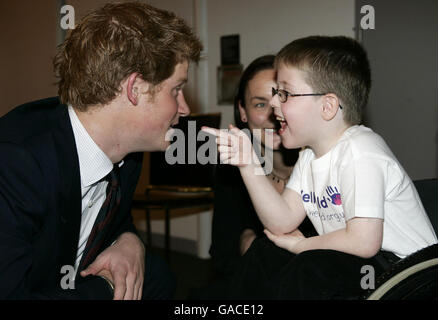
[271,87,343,109]
[272,87,326,103]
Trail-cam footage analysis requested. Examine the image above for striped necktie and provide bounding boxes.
[79,165,121,270]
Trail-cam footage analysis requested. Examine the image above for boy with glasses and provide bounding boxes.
[203,36,437,299]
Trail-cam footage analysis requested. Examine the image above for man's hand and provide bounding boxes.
[80,232,146,300]
[264,229,305,254]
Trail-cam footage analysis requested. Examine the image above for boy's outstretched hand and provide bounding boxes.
[201,124,260,167]
[264,229,306,254]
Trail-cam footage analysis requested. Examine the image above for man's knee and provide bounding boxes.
[142,253,176,300]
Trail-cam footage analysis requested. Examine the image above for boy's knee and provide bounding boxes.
[279,250,365,299]
[292,250,328,270]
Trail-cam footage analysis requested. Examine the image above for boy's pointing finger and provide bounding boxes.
[201,126,220,136]
[202,126,233,146]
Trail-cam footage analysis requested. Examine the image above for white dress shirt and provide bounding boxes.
[68,106,123,274]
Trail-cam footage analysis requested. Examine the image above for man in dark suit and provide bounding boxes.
[0,2,202,299]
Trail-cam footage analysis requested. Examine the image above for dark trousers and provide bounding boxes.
[142,251,176,300]
[222,236,397,300]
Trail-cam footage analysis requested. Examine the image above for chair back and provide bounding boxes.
[414,179,438,233]
[149,113,221,189]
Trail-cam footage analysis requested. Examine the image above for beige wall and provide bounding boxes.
[0,0,59,116]
[356,0,438,180]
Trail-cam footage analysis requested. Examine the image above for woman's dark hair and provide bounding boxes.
[234,55,275,129]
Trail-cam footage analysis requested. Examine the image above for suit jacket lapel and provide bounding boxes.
[51,103,82,275]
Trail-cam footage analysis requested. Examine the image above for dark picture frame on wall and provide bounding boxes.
[217,34,242,105]
[217,64,243,105]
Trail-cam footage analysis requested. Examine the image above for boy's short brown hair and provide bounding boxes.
[275,36,371,125]
[54,2,202,110]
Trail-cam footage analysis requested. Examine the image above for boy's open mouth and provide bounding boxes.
[276,116,287,135]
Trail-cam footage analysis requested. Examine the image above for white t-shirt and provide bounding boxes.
[286,125,437,258]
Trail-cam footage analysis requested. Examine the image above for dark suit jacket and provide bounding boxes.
[0,97,143,299]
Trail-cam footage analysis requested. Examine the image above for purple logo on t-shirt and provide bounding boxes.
[326,186,342,205]
[300,185,343,208]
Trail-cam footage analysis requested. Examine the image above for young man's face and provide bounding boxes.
[270,64,322,149]
[128,61,190,151]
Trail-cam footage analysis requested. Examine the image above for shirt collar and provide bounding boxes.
[68,105,123,188]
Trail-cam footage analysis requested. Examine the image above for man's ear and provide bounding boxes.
[126,72,142,106]
[238,101,248,123]
[321,93,341,121]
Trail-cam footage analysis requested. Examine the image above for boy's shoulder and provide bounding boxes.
[337,125,395,161]
[298,125,391,160]
[295,125,400,172]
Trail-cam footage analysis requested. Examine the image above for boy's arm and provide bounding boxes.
[240,164,306,234]
[266,217,383,258]
[203,125,306,234]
